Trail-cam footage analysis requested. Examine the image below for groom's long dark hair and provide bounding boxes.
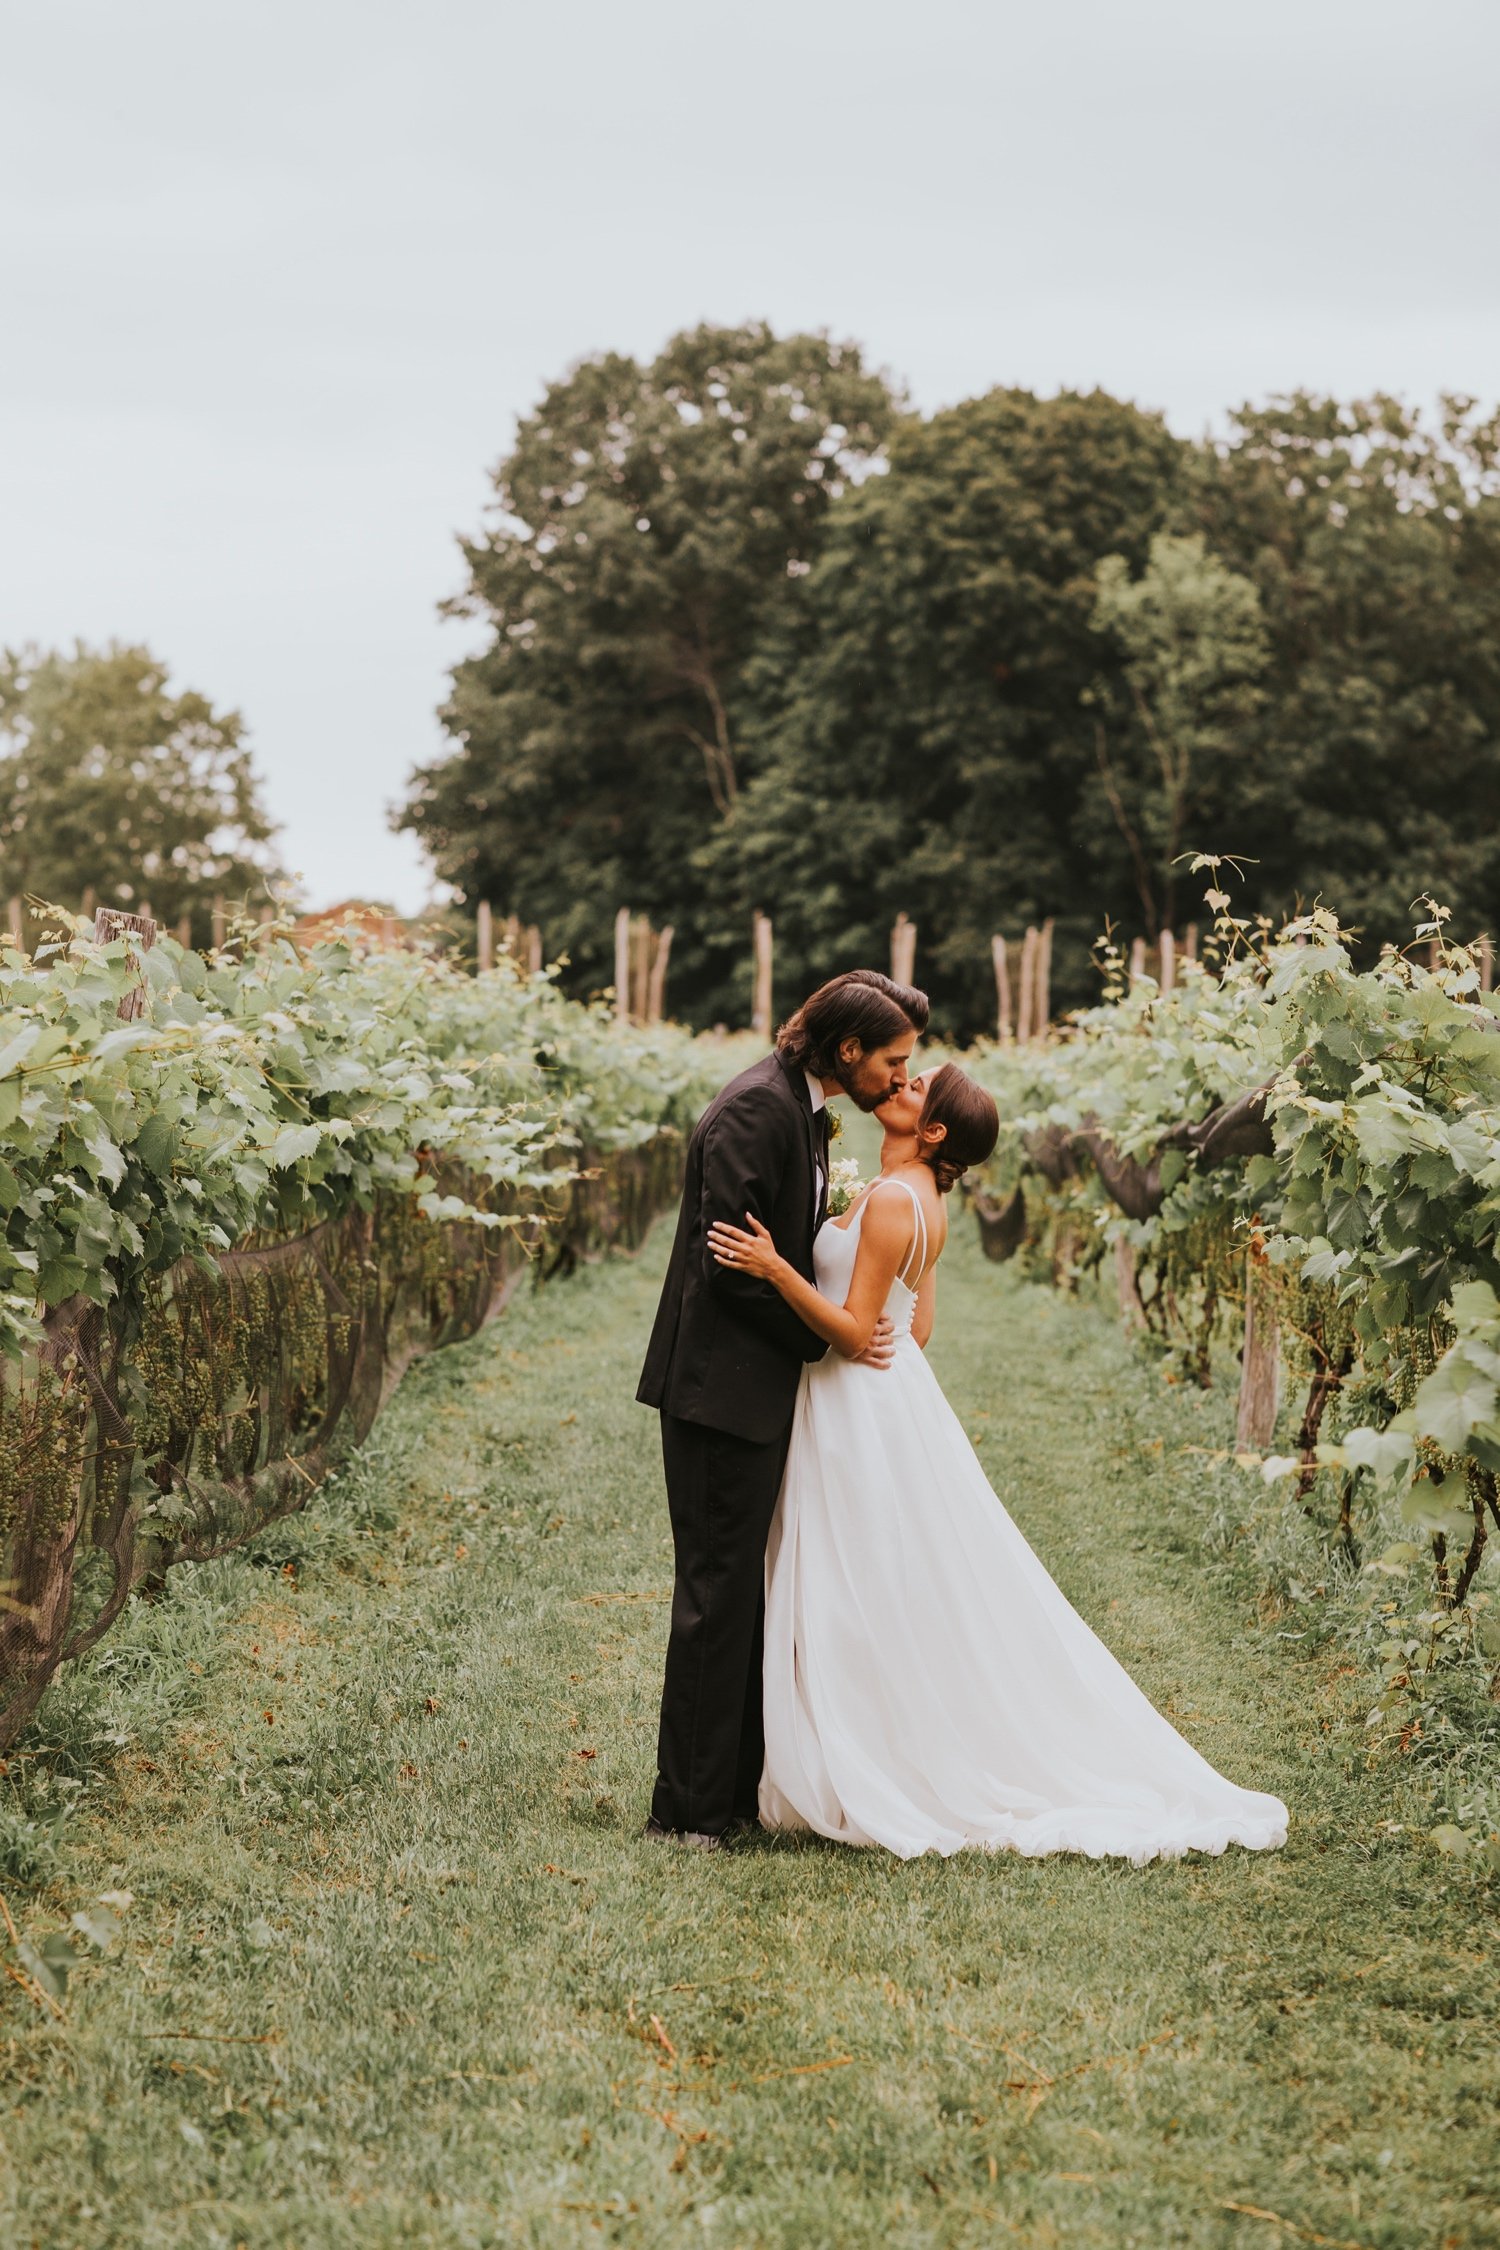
[776,970,929,1075]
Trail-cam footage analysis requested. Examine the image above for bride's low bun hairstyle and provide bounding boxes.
[918,1063,999,1194]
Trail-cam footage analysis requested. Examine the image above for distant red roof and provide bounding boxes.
[295,900,404,945]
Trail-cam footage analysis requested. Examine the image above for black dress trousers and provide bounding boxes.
[650,1408,795,1837]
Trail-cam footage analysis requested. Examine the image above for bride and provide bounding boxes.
[707,1062,1289,1864]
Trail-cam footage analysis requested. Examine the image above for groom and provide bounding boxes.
[637,968,929,1847]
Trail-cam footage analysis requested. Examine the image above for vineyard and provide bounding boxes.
[0,913,723,1771]
[3,903,1500,2242]
[967,874,1500,1862]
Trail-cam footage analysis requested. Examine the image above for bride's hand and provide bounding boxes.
[707,1214,781,1279]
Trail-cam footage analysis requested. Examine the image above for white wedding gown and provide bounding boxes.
[759,1179,1289,1862]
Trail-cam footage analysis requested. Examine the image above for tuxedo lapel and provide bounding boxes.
[775,1051,822,1242]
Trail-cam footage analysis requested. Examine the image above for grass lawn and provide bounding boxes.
[2,1166,1497,2248]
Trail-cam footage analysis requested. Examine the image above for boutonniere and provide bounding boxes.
[826,1108,843,1142]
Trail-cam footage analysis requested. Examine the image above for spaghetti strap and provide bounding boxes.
[864,1176,928,1289]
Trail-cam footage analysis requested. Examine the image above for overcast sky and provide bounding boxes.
[4,0,1497,911]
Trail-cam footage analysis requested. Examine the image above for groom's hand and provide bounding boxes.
[854,1314,896,1371]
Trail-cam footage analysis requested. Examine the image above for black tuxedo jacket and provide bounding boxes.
[637,1050,830,1442]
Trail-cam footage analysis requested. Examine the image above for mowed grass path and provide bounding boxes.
[3,1196,1498,2248]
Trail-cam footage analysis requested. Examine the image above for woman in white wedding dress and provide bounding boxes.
[707,1064,1288,1865]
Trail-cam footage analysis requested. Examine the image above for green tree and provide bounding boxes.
[397,322,898,1015]
[0,642,277,940]
[716,388,1192,1032]
[1191,393,1500,947]
[1089,533,1269,933]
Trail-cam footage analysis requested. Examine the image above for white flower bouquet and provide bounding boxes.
[826,1154,864,1217]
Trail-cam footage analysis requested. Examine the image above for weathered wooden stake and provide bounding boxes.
[1128,935,1147,988]
[1236,1255,1282,1450]
[1480,934,1494,994]
[752,911,774,1040]
[6,898,22,948]
[647,924,674,1024]
[476,900,494,973]
[94,906,158,1022]
[176,914,191,949]
[211,895,226,951]
[614,907,631,1024]
[992,935,1013,1043]
[1182,922,1199,962]
[1016,926,1038,1044]
[891,911,917,987]
[630,913,652,1024]
[1158,927,1176,994]
[525,924,542,976]
[1034,916,1054,1037]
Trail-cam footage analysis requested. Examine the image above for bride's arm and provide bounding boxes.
[706,1195,909,1359]
[911,1265,936,1350]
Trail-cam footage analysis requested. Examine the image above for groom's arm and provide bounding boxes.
[699,1094,828,1365]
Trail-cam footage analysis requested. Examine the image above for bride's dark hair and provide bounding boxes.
[917,1063,999,1194]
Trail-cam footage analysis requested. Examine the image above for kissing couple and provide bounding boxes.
[637,970,1287,1861]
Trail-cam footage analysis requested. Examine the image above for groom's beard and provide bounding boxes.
[834,1060,902,1113]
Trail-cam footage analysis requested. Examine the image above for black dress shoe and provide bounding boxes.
[641,1817,723,1851]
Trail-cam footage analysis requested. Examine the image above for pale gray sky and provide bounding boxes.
[3,0,1496,910]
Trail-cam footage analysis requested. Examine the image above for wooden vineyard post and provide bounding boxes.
[1115,1236,1145,1331]
[525,924,542,976]
[1034,916,1054,1038]
[94,906,158,1022]
[1480,934,1494,994]
[646,924,674,1024]
[1016,926,1038,1044]
[6,898,22,950]
[1128,936,1147,989]
[175,914,191,949]
[211,895,226,951]
[891,912,917,987]
[1158,928,1176,994]
[476,900,494,973]
[752,911,774,1041]
[992,935,1013,1042]
[614,907,631,1025]
[630,914,652,1025]
[1236,1251,1282,1450]
[1183,922,1199,963]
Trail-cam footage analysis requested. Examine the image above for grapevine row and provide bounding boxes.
[0,915,728,1744]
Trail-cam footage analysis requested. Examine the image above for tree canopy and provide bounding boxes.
[402,338,1500,1035]
[1189,393,1500,951]
[714,386,1191,1026]
[0,641,277,941]
[397,322,898,1012]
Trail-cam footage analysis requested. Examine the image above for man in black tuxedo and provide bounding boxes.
[638,969,929,1846]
